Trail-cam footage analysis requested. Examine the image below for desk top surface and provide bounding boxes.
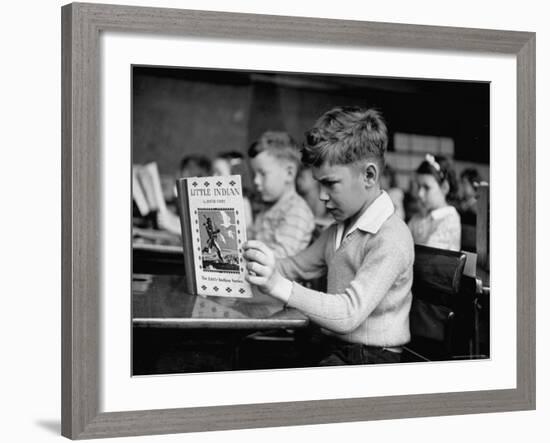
[133,227,182,251]
[132,273,308,330]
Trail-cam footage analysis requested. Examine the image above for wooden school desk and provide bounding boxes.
[132,227,184,274]
[132,273,309,374]
[133,273,308,329]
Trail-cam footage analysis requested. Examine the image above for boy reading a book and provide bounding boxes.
[244,107,414,365]
[248,131,315,258]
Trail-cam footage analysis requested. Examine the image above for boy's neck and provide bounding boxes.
[343,188,383,235]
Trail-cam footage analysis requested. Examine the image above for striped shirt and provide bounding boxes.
[250,189,315,258]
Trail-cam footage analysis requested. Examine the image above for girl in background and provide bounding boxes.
[408,154,461,251]
[458,167,483,226]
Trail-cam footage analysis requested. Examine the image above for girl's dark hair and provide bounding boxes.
[416,154,459,203]
[460,167,483,187]
[180,154,212,176]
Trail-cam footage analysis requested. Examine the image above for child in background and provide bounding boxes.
[248,131,315,259]
[212,151,242,177]
[212,151,254,228]
[458,167,482,226]
[157,154,212,235]
[408,154,461,251]
[244,107,414,365]
[381,163,405,219]
[296,164,334,230]
[179,154,212,179]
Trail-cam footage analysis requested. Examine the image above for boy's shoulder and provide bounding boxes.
[380,212,413,235]
[278,191,315,220]
[374,213,414,251]
[258,190,314,225]
[290,191,314,211]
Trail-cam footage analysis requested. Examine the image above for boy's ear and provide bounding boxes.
[362,161,379,188]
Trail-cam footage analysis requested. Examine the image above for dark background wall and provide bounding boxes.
[132,66,489,181]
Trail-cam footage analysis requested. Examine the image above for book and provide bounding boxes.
[176,175,252,298]
[132,167,150,216]
[134,162,167,214]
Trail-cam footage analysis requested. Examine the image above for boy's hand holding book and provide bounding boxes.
[243,240,292,304]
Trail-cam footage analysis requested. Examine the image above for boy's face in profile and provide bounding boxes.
[313,162,369,222]
[250,151,294,203]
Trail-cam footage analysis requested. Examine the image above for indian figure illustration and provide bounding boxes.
[202,216,224,263]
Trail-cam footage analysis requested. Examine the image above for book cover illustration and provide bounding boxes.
[177,175,252,298]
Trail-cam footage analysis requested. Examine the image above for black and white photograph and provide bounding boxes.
[4,0,542,441]
[131,65,490,375]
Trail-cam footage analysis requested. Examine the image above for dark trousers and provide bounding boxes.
[308,329,402,366]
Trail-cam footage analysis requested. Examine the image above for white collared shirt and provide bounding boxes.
[408,204,461,251]
[334,191,395,250]
[430,205,458,221]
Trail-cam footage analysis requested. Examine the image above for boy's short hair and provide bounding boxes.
[247,131,301,168]
[302,106,388,169]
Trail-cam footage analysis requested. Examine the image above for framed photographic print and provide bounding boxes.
[62,2,535,439]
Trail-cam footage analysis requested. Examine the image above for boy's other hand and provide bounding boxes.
[243,240,285,296]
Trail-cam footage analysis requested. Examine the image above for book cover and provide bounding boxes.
[135,162,167,214]
[176,175,252,298]
[132,166,150,216]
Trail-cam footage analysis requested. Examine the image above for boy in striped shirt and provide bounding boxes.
[248,131,315,258]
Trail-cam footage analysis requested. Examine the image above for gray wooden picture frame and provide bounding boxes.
[61,2,536,439]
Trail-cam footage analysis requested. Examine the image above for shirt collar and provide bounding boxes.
[335,191,395,248]
[430,205,456,220]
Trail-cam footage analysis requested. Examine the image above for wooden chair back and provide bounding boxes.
[406,245,476,361]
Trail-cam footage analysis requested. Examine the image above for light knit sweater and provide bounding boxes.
[278,207,414,347]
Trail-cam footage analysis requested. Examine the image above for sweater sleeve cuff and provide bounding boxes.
[270,277,293,305]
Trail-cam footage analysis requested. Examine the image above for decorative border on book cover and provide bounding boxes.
[186,176,252,298]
